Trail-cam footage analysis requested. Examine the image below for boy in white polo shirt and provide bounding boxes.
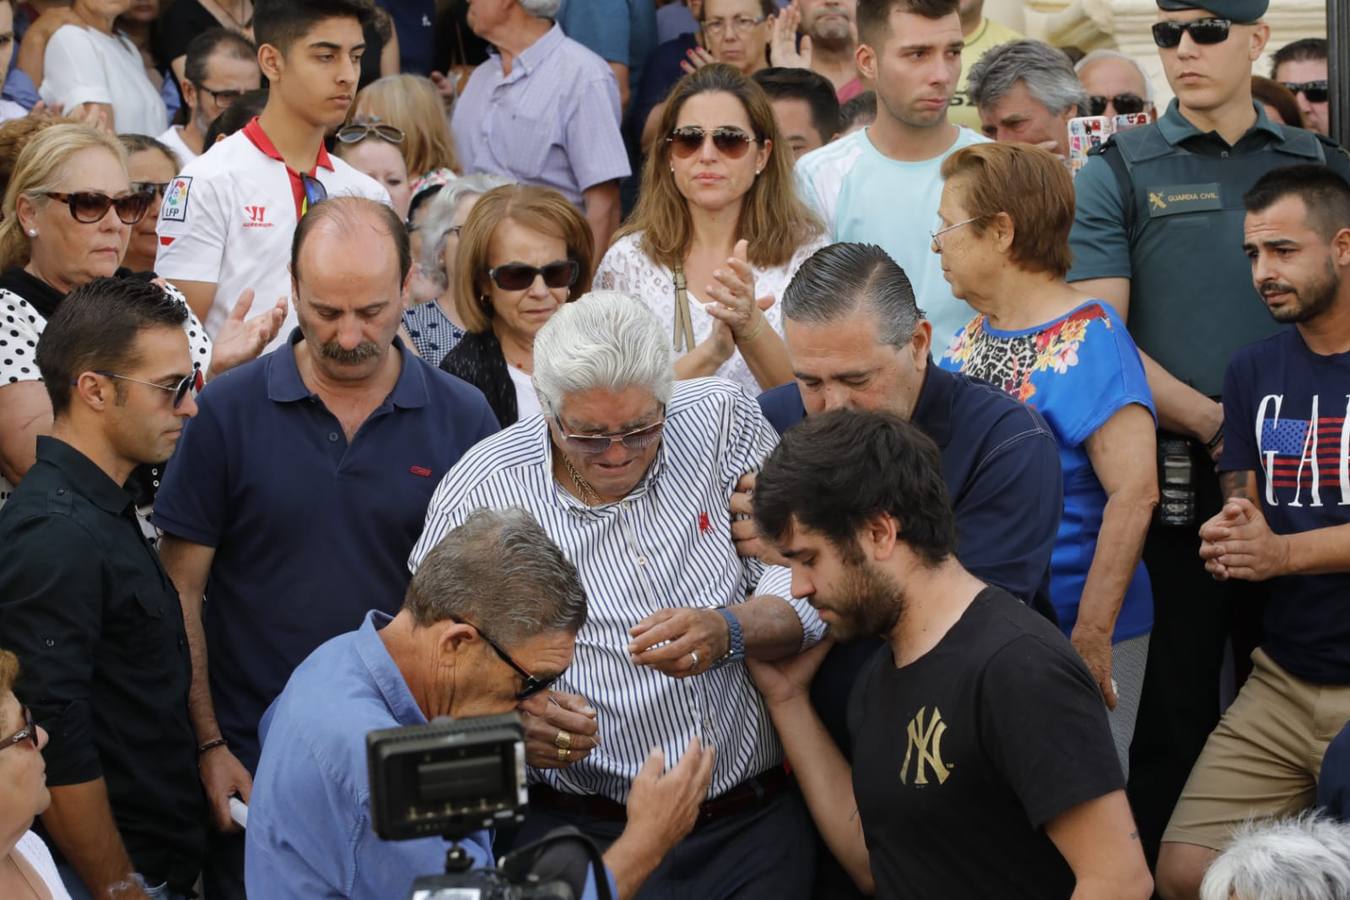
[156,0,390,351]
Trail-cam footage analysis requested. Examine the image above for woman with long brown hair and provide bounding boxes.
[597,63,823,393]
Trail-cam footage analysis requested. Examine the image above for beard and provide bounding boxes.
[809,14,853,50]
[1260,259,1340,324]
[815,559,904,641]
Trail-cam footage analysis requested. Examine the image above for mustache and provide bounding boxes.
[1259,279,1298,298]
[319,340,380,363]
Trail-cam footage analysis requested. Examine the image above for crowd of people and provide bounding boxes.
[0,0,1346,898]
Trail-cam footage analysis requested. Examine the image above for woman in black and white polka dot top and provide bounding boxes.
[0,123,279,511]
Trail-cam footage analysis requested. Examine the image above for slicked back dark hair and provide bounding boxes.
[783,242,923,348]
[37,278,188,415]
[291,195,411,285]
[1271,37,1327,78]
[1244,164,1350,242]
[857,0,959,46]
[253,0,375,56]
[753,409,956,565]
[754,66,842,144]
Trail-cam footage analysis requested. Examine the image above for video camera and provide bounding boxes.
[367,713,612,900]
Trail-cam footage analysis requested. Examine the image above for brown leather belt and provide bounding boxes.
[530,766,791,827]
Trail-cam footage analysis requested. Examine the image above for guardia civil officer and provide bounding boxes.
[1065,0,1350,868]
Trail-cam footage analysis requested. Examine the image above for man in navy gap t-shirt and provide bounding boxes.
[1157,166,1350,897]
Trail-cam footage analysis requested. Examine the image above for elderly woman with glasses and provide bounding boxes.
[934,142,1158,773]
[332,118,414,220]
[599,64,824,394]
[0,647,70,899]
[438,184,594,428]
[0,124,276,510]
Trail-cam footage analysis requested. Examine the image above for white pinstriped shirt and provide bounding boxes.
[408,378,824,803]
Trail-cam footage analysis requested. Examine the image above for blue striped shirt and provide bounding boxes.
[409,379,824,802]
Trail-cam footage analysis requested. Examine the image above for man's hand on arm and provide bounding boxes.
[517,690,600,769]
[628,594,805,678]
[1045,791,1153,900]
[43,780,152,900]
[730,472,789,567]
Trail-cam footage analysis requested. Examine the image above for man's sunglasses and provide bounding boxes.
[1281,80,1328,104]
[488,259,580,292]
[1088,93,1149,115]
[91,368,204,409]
[43,191,151,225]
[450,615,558,700]
[667,126,757,160]
[335,121,406,145]
[133,181,171,199]
[1151,18,1233,49]
[0,705,38,752]
[554,411,666,456]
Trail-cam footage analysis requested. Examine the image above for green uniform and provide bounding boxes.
[1067,100,1350,397]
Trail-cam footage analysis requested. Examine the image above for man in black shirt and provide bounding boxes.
[0,278,206,900]
[747,409,1152,900]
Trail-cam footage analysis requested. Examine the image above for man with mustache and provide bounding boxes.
[152,197,498,900]
[1156,165,1350,898]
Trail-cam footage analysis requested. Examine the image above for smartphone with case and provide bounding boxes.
[1068,115,1112,175]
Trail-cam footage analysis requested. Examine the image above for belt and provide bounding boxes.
[530,766,791,827]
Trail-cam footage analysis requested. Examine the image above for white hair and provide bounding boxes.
[518,0,561,18]
[417,173,515,281]
[1075,49,1155,104]
[1199,813,1350,900]
[532,291,674,416]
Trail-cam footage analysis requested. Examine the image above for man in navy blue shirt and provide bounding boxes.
[153,197,498,900]
[1157,166,1350,898]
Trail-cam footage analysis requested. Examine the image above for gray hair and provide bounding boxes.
[405,508,587,646]
[967,39,1088,118]
[417,173,514,286]
[518,0,561,18]
[782,243,923,349]
[1075,49,1154,104]
[1200,813,1350,900]
[532,291,674,415]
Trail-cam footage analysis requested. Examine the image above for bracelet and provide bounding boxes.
[1205,425,1224,453]
[197,738,228,756]
[738,316,766,344]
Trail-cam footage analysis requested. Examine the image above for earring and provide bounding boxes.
[26,229,36,237]
[754,169,762,176]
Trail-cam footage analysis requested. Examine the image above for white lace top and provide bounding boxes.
[594,231,829,394]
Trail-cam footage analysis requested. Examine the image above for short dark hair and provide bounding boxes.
[1271,37,1327,78]
[839,90,877,131]
[203,89,270,147]
[36,278,188,415]
[291,195,411,285]
[857,0,959,46]
[753,409,956,565]
[1244,164,1350,242]
[253,0,375,55]
[783,242,922,347]
[185,28,257,87]
[753,67,842,144]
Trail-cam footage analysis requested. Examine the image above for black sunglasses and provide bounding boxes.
[451,615,558,700]
[1281,80,1328,104]
[488,259,580,292]
[90,368,204,409]
[1151,17,1233,49]
[132,181,171,199]
[335,121,405,144]
[43,191,151,225]
[300,173,327,215]
[554,411,666,456]
[668,125,757,160]
[0,704,38,753]
[1088,93,1149,116]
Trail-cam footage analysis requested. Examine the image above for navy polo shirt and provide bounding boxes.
[152,331,498,771]
[378,0,437,76]
[759,362,1064,754]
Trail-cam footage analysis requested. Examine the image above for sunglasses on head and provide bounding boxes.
[43,191,151,225]
[0,704,38,753]
[89,368,204,409]
[1281,80,1328,103]
[449,615,558,700]
[554,410,666,456]
[1151,17,1233,48]
[488,259,580,292]
[132,181,171,200]
[335,121,406,145]
[667,125,757,160]
[1088,93,1149,115]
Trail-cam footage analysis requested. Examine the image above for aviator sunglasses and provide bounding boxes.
[1151,17,1234,48]
[87,368,205,409]
[43,191,151,225]
[335,121,406,145]
[553,408,666,456]
[488,259,580,292]
[1088,93,1149,115]
[1281,80,1329,103]
[667,126,757,160]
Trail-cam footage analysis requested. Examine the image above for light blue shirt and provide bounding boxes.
[794,126,989,344]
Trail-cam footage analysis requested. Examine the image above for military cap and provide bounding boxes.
[1156,0,1267,21]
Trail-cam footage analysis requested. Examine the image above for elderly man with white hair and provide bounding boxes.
[1075,49,1157,121]
[1199,814,1350,900]
[410,292,825,897]
[966,38,1088,158]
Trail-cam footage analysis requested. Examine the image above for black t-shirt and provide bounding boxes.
[848,587,1122,900]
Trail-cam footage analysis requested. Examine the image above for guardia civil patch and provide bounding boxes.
[161,176,192,223]
[1146,183,1223,217]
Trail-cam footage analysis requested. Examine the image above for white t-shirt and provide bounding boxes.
[154,121,391,352]
[508,363,542,421]
[40,26,167,135]
[157,125,200,166]
[13,830,73,899]
[594,231,830,394]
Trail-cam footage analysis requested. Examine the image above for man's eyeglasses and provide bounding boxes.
[132,181,171,200]
[43,191,151,225]
[553,409,666,456]
[0,705,38,753]
[702,14,765,38]
[89,369,204,409]
[667,126,757,160]
[300,173,327,215]
[335,121,406,145]
[488,259,580,292]
[194,84,246,107]
[1281,80,1328,104]
[930,215,983,252]
[1151,18,1233,49]
[1088,93,1149,116]
[450,615,558,700]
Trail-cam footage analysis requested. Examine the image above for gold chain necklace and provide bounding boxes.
[561,454,602,506]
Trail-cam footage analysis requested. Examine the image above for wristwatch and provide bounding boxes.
[712,607,745,668]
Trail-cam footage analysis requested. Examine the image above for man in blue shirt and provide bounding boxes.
[247,508,716,899]
[153,197,499,900]
[1157,166,1350,897]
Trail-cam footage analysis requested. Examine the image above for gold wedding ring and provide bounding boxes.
[556,746,569,762]
[555,729,573,750]
[690,650,700,670]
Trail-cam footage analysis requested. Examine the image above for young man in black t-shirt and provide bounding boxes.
[748,409,1152,900]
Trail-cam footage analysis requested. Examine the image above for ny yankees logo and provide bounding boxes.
[901,706,952,786]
